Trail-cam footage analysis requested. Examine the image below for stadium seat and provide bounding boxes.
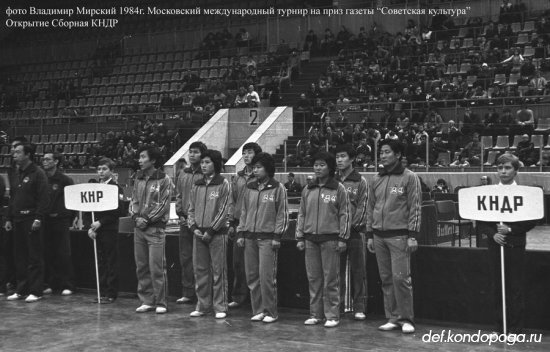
[534,118,550,133]
[460,38,473,49]
[71,144,81,154]
[481,135,493,148]
[466,75,477,87]
[511,22,522,33]
[509,135,522,149]
[494,74,506,84]
[507,73,520,85]
[459,63,471,74]
[435,200,473,246]
[40,135,49,144]
[516,33,529,45]
[493,135,509,149]
[522,21,535,32]
[532,135,543,148]
[484,151,499,166]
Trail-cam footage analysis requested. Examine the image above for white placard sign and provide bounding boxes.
[458,185,544,222]
[64,184,119,212]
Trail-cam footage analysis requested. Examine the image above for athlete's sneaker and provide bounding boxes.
[7,293,22,301]
[190,311,205,317]
[43,288,53,295]
[215,312,227,319]
[251,313,265,321]
[228,301,240,308]
[25,294,42,303]
[324,320,340,328]
[401,322,415,334]
[262,316,278,323]
[176,296,192,304]
[378,322,400,331]
[354,312,366,321]
[304,318,321,325]
[155,306,167,314]
[61,289,73,296]
[135,304,155,313]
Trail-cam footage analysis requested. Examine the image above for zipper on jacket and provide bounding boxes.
[316,187,321,234]
[253,188,261,233]
[140,177,149,217]
[381,175,391,231]
[202,183,209,228]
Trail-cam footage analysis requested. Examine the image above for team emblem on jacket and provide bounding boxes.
[209,191,219,199]
[262,194,275,202]
[52,184,59,191]
[23,177,30,183]
[150,184,159,192]
[390,186,404,195]
[321,193,336,203]
[346,186,358,195]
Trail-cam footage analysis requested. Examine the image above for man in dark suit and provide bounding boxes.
[284,173,302,197]
[477,154,536,334]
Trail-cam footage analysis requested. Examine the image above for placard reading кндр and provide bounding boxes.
[458,185,544,222]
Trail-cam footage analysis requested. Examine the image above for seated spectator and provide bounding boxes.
[520,57,536,78]
[462,132,482,165]
[160,93,172,111]
[431,179,451,196]
[515,134,536,166]
[234,86,248,108]
[304,29,318,53]
[245,85,260,107]
[450,154,471,168]
[295,93,312,113]
[320,28,335,54]
[529,71,548,96]
[284,172,302,196]
[236,28,250,48]
[515,103,535,135]
[500,49,524,73]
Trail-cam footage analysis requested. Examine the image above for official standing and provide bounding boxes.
[42,152,75,296]
[334,144,368,320]
[130,147,173,314]
[174,141,207,304]
[228,142,262,308]
[366,139,421,334]
[477,154,535,334]
[296,151,350,328]
[5,143,50,302]
[236,153,289,323]
[87,158,124,304]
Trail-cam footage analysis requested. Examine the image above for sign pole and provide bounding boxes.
[92,211,101,304]
[500,221,507,336]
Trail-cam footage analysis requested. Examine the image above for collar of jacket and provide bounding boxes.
[307,177,339,190]
[19,162,37,175]
[336,169,361,182]
[378,161,405,176]
[237,167,253,179]
[136,169,166,180]
[247,178,280,190]
[183,166,201,174]
[48,169,65,181]
[195,174,225,186]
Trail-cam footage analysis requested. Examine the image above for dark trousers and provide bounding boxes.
[0,226,16,293]
[179,224,195,298]
[488,238,525,333]
[340,234,367,313]
[97,229,119,299]
[43,217,73,291]
[14,218,44,296]
[229,238,248,304]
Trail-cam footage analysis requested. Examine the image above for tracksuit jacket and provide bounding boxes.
[94,178,124,232]
[188,174,231,237]
[366,163,421,238]
[229,168,255,227]
[296,177,351,243]
[335,169,368,238]
[46,169,75,219]
[175,166,202,219]
[129,169,172,229]
[7,163,50,222]
[236,178,289,241]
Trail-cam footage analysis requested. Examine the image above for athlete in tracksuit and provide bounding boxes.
[228,142,262,307]
[188,149,231,319]
[174,141,207,304]
[366,139,421,334]
[296,151,351,328]
[236,152,289,323]
[334,144,368,320]
[130,147,173,314]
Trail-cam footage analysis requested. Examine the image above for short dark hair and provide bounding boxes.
[44,152,63,165]
[16,143,34,158]
[496,153,520,170]
[379,139,404,160]
[98,157,116,171]
[139,147,163,168]
[189,141,207,154]
[251,152,275,178]
[12,136,27,145]
[312,151,336,177]
[334,144,357,159]
[242,142,262,155]
[201,149,223,174]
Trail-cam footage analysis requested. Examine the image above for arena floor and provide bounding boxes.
[0,294,547,352]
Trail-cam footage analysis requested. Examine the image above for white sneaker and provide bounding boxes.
[378,322,400,331]
[304,318,321,325]
[190,310,204,317]
[401,322,415,334]
[354,312,366,321]
[262,316,278,323]
[25,294,42,303]
[176,296,192,304]
[215,312,227,319]
[61,289,73,296]
[0,292,4,297]
[7,293,22,301]
[135,304,155,313]
[155,306,167,314]
[43,288,53,295]
[251,313,265,321]
[324,320,339,328]
[228,301,240,308]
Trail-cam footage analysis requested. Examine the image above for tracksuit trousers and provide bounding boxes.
[340,233,367,313]
[134,226,167,308]
[179,223,195,298]
[193,234,228,313]
[244,238,278,318]
[14,218,44,297]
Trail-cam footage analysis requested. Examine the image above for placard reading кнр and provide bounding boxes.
[458,185,544,222]
[64,183,119,212]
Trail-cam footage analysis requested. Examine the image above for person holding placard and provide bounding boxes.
[42,152,76,296]
[87,158,123,304]
[366,139,421,334]
[476,154,536,334]
[296,151,351,328]
[130,147,173,314]
[188,149,231,319]
[174,141,207,305]
[5,143,50,303]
